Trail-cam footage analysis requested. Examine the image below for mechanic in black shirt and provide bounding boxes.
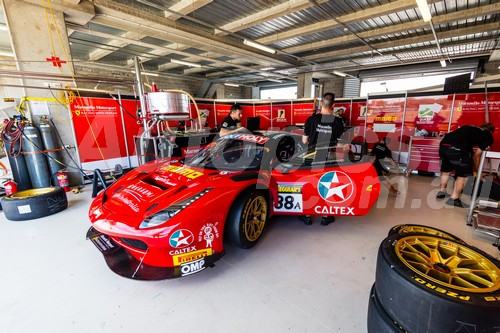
[220,103,245,137]
[302,92,344,150]
[371,137,399,195]
[300,92,344,226]
[437,123,495,207]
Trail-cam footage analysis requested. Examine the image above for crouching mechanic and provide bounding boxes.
[437,123,495,208]
[220,103,245,137]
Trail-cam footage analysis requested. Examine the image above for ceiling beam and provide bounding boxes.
[164,0,213,20]
[283,3,500,54]
[256,0,441,45]
[215,0,329,35]
[91,0,297,66]
[304,22,500,61]
[88,31,143,61]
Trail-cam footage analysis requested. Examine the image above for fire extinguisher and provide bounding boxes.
[3,179,18,195]
[56,170,70,192]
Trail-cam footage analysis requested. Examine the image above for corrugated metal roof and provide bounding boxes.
[57,0,499,80]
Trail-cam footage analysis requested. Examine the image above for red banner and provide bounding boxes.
[272,102,292,129]
[255,103,271,130]
[405,95,453,138]
[292,100,314,125]
[71,97,129,171]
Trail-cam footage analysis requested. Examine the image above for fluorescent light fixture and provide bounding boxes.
[0,50,14,57]
[131,70,160,77]
[260,67,275,71]
[416,0,432,22]
[332,70,347,77]
[243,39,276,54]
[170,59,202,68]
[267,78,283,83]
[440,59,446,67]
[224,83,240,87]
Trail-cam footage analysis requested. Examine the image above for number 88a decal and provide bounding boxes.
[275,183,303,213]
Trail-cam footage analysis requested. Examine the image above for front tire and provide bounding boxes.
[226,191,268,249]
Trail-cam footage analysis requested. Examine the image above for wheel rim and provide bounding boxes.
[9,187,56,198]
[395,235,500,293]
[243,196,267,242]
[397,225,459,241]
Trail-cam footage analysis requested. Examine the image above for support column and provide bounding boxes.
[3,0,81,184]
[216,84,225,99]
[297,72,313,98]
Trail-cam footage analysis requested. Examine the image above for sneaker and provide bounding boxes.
[299,215,312,225]
[320,216,335,226]
[446,198,468,208]
[436,191,448,199]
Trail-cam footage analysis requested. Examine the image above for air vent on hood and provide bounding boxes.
[141,177,171,191]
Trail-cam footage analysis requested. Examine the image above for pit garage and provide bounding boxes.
[0,0,499,332]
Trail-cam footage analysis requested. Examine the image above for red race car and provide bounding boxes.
[87,132,380,280]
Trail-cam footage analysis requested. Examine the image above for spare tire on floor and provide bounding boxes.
[367,284,405,333]
[388,223,465,244]
[1,187,68,221]
[375,233,500,333]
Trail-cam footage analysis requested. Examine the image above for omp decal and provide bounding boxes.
[484,296,500,302]
[173,248,213,265]
[180,258,205,276]
[317,171,354,204]
[169,229,194,248]
[198,223,219,248]
[413,277,470,301]
[314,206,355,215]
[161,165,204,179]
[276,183,304,213]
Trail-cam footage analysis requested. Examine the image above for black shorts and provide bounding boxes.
[439,146,472,177]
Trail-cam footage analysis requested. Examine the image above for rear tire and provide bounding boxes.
[226,190,268,249]
[1,187,68,221]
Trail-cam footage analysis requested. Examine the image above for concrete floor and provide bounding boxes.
[0,175,498,333]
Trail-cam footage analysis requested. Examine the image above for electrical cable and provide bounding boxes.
[107,93,140,122]
[48,119,94,181]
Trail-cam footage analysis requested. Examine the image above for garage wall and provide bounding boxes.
[319,77,345,98]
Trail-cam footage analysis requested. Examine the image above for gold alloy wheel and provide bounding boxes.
[395,235,500,293]
[7,187,56,198]
[397,225,458,241]
[244,196,267,242]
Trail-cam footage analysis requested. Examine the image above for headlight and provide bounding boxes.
[139,188,212,229]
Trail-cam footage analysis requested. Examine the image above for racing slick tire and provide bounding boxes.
[226,190,269,249]
[375,233,500,333]
[388,224,465,244]
[367,284,405,333]
[1,187,68,221]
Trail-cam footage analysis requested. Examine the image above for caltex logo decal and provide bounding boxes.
[169,229,194,248]
[317,171,354,203]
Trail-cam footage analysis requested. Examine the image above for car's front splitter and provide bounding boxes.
[86,227,225,280]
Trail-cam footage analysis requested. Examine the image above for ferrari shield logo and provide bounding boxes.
[317,171,354,204]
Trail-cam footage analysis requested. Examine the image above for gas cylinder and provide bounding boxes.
[21,124,51,188]
[2,122,32,191]
[3,179,18,195]
[38,120,63,186]
[56,170,70,192]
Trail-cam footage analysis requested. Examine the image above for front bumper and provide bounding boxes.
[86,227,225,280]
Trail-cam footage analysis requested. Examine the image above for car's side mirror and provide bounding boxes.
[281,163,293,174]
